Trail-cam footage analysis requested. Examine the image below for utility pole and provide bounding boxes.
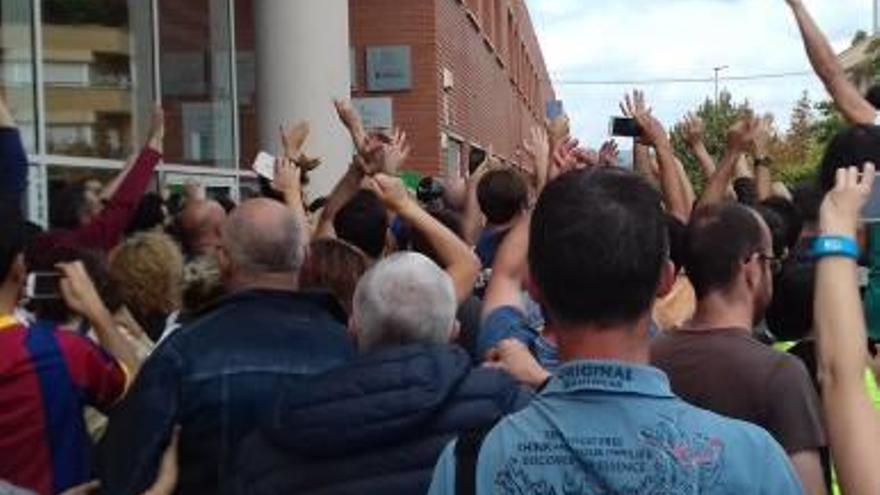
[713,65,729,106]
[875,0,879,36]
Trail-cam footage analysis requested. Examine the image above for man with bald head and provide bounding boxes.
[99,198,356,495]
[176,199,226,258]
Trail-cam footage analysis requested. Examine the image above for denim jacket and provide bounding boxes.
[98,289,356,495]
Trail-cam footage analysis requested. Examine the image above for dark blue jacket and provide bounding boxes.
[99,290,356,495]
[0,127,28,210]
[231,344,531,495]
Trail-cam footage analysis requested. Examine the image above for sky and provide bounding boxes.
[525,0,873,148]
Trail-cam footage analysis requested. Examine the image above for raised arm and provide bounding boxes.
[679,113,718,178]
[753,116,775,201]
[367,174,480,304]
[624,90,691,222]
[0,93,28,208]
[697,116,759,209]
[786,0,876,125]
[481,211,530,319]
[58,261,143,378]
[814,163,880,495]
[633,144,660,187]
[461,150,492,246]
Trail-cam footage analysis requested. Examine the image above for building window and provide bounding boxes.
[443,134,463,178]
[0,0,37,152]
[42,0,153,159]
[159,0,235,168]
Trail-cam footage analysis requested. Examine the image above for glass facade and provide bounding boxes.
[1,0,254,224]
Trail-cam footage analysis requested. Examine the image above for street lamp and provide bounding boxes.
[713,65,729,105]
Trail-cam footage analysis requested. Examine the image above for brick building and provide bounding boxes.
[350,0,557,177]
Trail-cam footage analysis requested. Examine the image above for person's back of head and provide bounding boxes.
[529,168,668,328]
[733,177,758,207]
[125,192,167,236]
[49,182,89,230]
[220,198,302,288]
[792,181,823,232]
[819,125,880,192]
[174,199,227,258]
[298,238,370,315]
[760,196,802,252]
[754,205,788,260]
[685,203,766,300]
[477,169,529,226]
[352,252,456,352]
[110,232,184,340]
[333,190,389,259]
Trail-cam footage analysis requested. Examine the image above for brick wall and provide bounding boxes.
[350,0,554,177]
[349,0,441,176]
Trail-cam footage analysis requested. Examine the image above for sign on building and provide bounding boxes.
[352,97,393,132]
[366,45,412,91]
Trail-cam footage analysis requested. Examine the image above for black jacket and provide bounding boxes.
[231,344,531,495]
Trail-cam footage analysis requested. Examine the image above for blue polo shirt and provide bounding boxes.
[428,360,803,494]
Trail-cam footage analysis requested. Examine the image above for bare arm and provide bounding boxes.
[272,157,310,245]
[633,144,660,187]
[481,212,530,319]
[673,156,697,209]
[789,450,828,495]
[624,91,690,222]
[787,0,876,125]
[814,163,880,495]
[697,116,759,209]
[367,174,480,304]
[314,163,365,239]
[100,105,164,201]
[58,261,143,378]
[461,160,489,247]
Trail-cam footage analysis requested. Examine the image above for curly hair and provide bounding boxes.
[110,232,184,321]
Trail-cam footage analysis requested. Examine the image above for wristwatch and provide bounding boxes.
[754,156,773,168]
[811,235,860,260]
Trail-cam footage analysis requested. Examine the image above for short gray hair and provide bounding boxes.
[222,198,302,275]
[353,252,457,352]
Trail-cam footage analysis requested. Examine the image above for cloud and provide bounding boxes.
[527,0,873,146]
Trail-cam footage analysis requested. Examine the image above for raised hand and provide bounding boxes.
[622,90,667,147]
[362,173,413,213]
[598,140,620,167]
[377,128,411,175]
[484,339,551,389]
[751,114,774,158]
[57,261,110,324]
[726,115,762,153]
[678,113,706,148]
[820,163,876,237]
[524,126,550,188]
[147,104,165,152]
[550,137,580,181]
[280,122,309,159]
[334,99,371,157]
[271,156,302,199]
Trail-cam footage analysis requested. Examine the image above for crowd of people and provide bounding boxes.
[3,0,880,493]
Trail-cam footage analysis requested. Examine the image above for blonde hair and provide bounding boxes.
[110,232,184,316]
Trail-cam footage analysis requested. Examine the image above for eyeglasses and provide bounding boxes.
[753,253,783,275]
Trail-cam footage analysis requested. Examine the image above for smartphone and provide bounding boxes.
[26,272,62,300]
[252,151,276,181]
[609,117,641,138]
[469,148,487,174]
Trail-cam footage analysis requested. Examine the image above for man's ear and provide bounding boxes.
[655,260,676,299]
[743,256,761,293]
[448,320,461,344]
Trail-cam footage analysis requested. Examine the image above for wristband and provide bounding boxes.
[811,236,860,260]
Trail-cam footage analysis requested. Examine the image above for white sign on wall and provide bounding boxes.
[352,97,393,133]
